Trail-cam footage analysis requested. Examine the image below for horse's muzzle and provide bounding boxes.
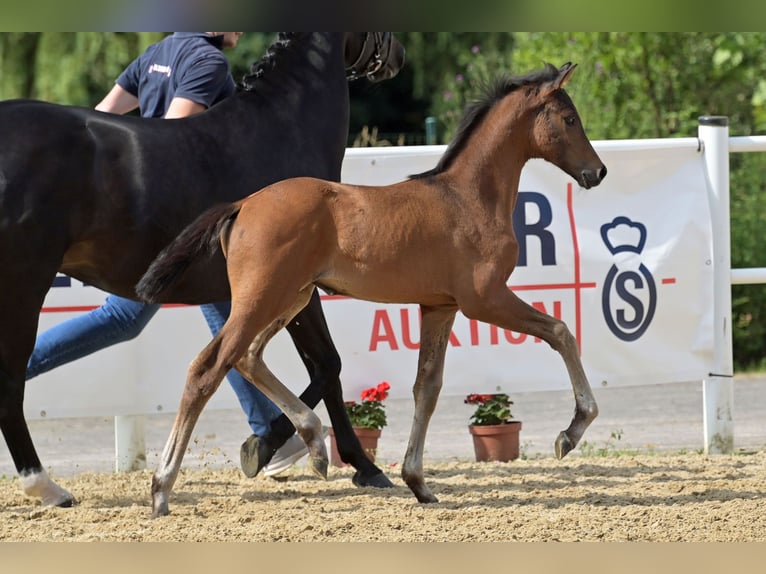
[580,165,607,189]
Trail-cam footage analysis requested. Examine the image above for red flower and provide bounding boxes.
[362,381,390,402]
[345,382,391,430]
[376,381,390,400]
[465,393,494,405]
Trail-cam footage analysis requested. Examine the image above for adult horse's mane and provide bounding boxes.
[411,62,563,179]
[239,32,309,92]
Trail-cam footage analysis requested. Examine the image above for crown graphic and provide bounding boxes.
[600,216,647,255]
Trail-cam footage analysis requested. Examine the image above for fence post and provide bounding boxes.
[115,415,147,471]
[425,116,437,145]
[698,116,734,454]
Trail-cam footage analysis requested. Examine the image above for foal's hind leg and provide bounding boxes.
[401,305,457,503]
[151,333,233,517]
[151,287,327,517]
[463,287,598,458]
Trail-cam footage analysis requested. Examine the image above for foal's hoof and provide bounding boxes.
[37,484,76,508]
[309,457,328,480]
[555,431,574,459]
[404,477,439,504]
[414,490,439,504]
[352,470,394,488]
[151,501,170,519]
[56,496,75,508]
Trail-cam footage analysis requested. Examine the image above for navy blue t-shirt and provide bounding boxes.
[116,32,236,118]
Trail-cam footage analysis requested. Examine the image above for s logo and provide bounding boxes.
[600,217,657,342]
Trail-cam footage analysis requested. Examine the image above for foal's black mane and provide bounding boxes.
[239,32,312,92]
[410,62,561,179]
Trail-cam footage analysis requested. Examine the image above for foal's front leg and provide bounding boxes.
[401,305,457,503]
[464,286,598,458]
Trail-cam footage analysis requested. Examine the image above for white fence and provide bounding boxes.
[25,118,766,470]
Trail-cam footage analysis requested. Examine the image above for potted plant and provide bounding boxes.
[465,391,522,462]
[330,381,390,467]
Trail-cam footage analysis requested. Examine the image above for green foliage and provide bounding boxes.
[509,32,766,141]
[401,32,514,143]
[0,32,163,105]
[345,400,387,430]
[730,152,766,369]
[430,42,515,142]
[465,393,514,426]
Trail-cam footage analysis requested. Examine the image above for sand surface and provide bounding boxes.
[2,450,765,542]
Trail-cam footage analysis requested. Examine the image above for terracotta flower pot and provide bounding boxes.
[329,427,381,467]
[468,421,522,462]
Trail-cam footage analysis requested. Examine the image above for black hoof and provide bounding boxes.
[352,470,394,488]
[57,497,75,508]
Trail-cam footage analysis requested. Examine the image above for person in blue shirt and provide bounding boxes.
[27,32,312,478]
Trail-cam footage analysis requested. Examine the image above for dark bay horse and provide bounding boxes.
[0,32,404,508]
[138,62,607,516]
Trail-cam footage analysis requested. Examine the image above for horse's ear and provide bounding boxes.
[553,62,577,90]
[539,62,577,99]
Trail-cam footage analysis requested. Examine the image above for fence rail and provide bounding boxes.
[728,137,766,284]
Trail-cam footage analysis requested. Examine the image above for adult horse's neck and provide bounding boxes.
[240,33,348,96]
[445,89,533,220]
[213,33,351,183]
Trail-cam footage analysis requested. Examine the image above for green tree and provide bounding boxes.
[401,32,515,143]
[0,32,164,105]
[430,32,766,141]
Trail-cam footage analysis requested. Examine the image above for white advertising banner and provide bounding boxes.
[23,143,715,419]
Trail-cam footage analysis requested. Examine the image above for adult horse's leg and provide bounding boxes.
[250,289,393,487]
[464,286,598,459]
[0,276,74,507]
[401,305,457,503]
[152,287,327,517]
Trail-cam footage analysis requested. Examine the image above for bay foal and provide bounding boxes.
[138,62,606,516]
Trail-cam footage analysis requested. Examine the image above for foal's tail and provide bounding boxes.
[136,202,242,303]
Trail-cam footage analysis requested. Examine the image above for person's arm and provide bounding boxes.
[167,53,232,119]
[95,83,139,115]
[164,97,207,119]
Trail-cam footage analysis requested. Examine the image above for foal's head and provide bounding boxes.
[411,62,606,188]
[521,62,606,189]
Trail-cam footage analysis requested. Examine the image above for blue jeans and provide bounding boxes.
[28,294,281,436]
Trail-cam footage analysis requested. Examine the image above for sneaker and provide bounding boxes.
[262,426,331,478]
[240,434,269,478]
[263,434,310,477]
